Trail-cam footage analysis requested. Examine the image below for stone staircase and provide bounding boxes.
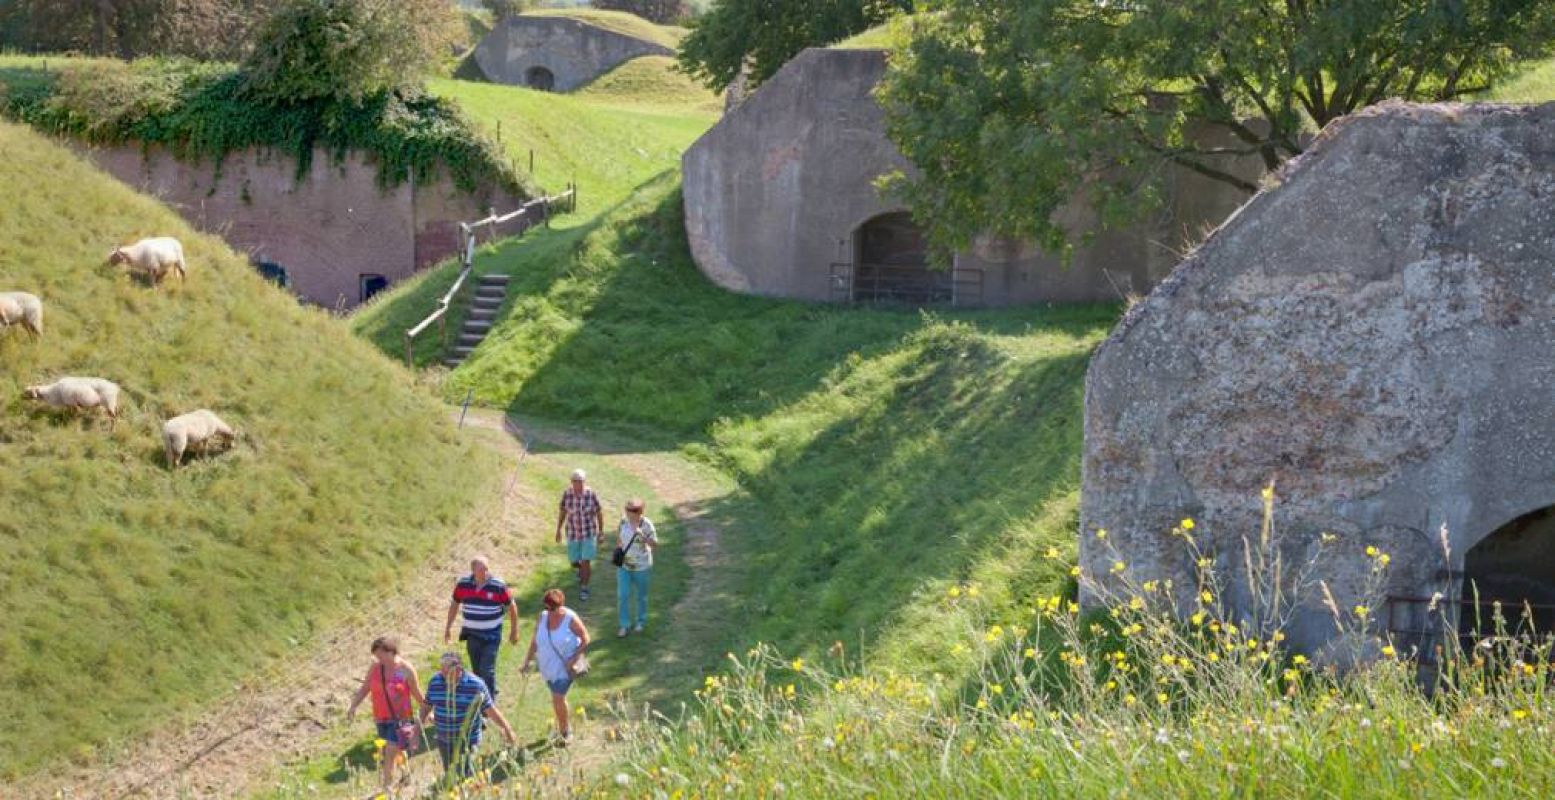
[444,273,511,368]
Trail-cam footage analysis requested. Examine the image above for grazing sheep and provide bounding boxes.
[107,237,187,285]
[0,292,43,338]
[163,409,237,468]
[23,377,121,429]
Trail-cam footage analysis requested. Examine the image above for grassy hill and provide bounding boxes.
[0,121,499,778]
[352,74,717,362]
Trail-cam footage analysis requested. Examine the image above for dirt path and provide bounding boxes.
[18,409,732,800]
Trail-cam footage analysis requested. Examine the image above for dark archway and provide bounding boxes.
[1460,505,1555,638]
[254,260,290,289]
[360,274,388,303]
[525,66,556,92]
[851,212,950,304]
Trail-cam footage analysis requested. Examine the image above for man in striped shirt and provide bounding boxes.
[420,651,516,779]
[443,556,518,700]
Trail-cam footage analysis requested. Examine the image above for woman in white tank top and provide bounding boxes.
[521,587,592,743]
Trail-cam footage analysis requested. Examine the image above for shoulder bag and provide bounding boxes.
[381,663,424,755]
[545,610,590,678]
[611,524,642,569]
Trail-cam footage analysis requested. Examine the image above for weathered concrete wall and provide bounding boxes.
[681,48,1257,306]
[473,15,671,92]
[75,144,523,308]
[1081,102,1555,659]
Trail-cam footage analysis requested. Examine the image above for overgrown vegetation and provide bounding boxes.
[0,120,500,777]
[0,55,525,193]
[241,0,459,104]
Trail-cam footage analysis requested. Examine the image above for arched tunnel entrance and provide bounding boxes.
[525,66,556,92]
[1460,505,1555,638]
[850,212,951,305]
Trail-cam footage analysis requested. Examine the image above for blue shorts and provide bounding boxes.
[547,677,573,696]
[566,538,598,563]
[375,720,411,749]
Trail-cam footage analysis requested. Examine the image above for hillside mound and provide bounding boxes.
[575,55,722,112]
[0,121,498,777]
[523,8,688,49]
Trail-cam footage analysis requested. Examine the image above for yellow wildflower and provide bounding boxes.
[1181,518,1195,531]
[1112,560,1127,574]
[1070,566,1082,577]
[1292,654,1309,666]
[1024,647,1037,659]
[1365,545,1379,558]
[1200,591,1214,604]
[1381,645,1396,657]
[792,658,804,671]
[1096,528,1108,540]
[947,586,962,599]
[991,684,1005,696]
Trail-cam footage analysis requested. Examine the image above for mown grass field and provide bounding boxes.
[0,121,500,778]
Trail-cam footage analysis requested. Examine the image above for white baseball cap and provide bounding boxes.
[571,468,586,481]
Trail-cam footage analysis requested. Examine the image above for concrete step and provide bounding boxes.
[458,333,486,345]
[463,320,493,333]
[475,287,507,298]
[450,345,476,358]
[478,274,511,286]
[443,357,465,368]
[468,308,497,322]
[471,295,503,307]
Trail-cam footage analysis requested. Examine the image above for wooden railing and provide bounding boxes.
[403,186,576,366]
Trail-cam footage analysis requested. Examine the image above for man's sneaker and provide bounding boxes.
[580,587,591,601]
[617,627,628,638]
[633,623,645,633]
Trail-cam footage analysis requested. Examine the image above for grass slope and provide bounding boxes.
[575,55,722,114]
[356,171,1113,678]
[1484,56,1555,102]
[0,121,498,777]
[352,76,716,363]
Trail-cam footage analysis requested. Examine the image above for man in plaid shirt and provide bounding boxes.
[555,468,604,600]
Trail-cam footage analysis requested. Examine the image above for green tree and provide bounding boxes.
[678,0,911,91]
[0,0,275,59]
[879,0,1555,256]
[594,0,689,25]
[480,0,529,20]
[241,0,458,104]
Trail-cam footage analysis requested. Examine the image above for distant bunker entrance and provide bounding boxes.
[473,14,674,93]
[1080,102,1555,663]
[850,212,950,304]
[1459,507,1555,637]
[525,66,556,92]
[681,47,1262,308]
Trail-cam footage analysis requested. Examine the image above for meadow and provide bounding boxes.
[0,121,499,777]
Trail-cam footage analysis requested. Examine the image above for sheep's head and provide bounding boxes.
[22,385,43,400]
[106,247,127,266]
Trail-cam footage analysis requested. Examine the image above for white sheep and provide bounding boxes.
[23,377,121,429]
[163,409,237,468]
[0,291,43,338]
[107,237,188,286]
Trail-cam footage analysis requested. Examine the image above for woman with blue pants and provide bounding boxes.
[615,498,657,637]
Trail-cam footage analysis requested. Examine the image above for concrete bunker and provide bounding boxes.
[472,13,674,93]
[1460,506,1555,636]
[682,47,1261,307]
[1080,101,1555,661]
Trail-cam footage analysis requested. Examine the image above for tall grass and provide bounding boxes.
[0,121,499,777]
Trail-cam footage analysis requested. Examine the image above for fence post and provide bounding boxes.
[529,149,535,174]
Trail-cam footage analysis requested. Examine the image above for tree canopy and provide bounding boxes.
[0,0,276,60]
[241,0,458,104]
[678,0,911,92]
[878,0,1555,256]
